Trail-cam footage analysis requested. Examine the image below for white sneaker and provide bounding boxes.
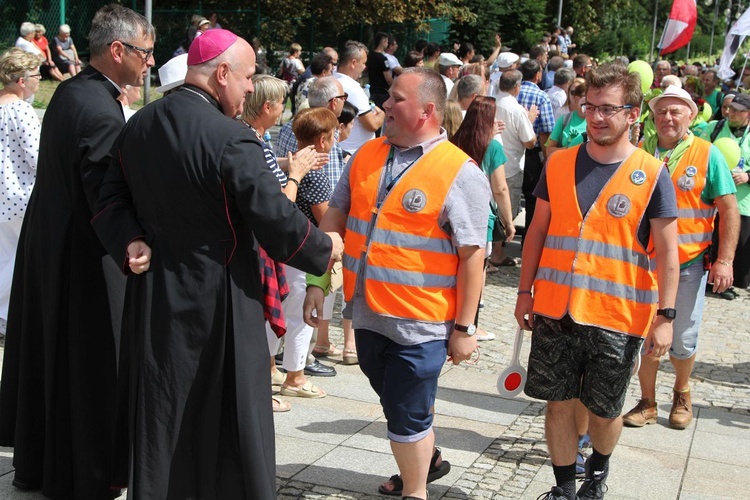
[475,330,495,341]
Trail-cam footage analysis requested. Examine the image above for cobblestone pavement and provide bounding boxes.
[273,258,750,500]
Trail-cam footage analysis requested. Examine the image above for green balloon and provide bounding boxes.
[700,102,712,122]
[627,61,654,94]
[714,137,741,169]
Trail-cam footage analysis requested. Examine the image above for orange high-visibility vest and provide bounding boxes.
[533,146,663,337]
[342,137,470,322]
[668,136,716,265]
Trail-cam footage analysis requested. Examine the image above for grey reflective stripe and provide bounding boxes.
[678,232,713,244]
[677,208,717,219]
[343,254,359,272]
[536,267,657,304]
[544,235,654,271]
[366,265,457,289]
[346,216,369,236]
[370,227,455,254]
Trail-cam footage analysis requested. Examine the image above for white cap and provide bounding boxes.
[496,52,519,69]
[438,52,462,67]
[156,54,188,93]
[648,85,699,117]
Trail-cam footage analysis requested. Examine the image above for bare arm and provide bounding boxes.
[484,34,502,67]
[489,166,515,241]
[311,201,329,226]
[514,198,551,329]
[709,193,740,292]
[358,107,385,132]
[448,245,485,364]
[384,70,394,87]
[645,217,679,357]
[545,138,562,157]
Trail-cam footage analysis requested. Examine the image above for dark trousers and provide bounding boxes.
[522,146,545,246]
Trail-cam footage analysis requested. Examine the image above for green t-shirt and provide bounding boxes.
[697,120,750,216]
[548,112,587,148]
[482,139,508,241]
[647,134,737,267]
[704,89,723,117]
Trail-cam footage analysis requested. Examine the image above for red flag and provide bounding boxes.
[658,0,698,55]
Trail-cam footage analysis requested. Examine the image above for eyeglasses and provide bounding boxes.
[582,103,633,117]
[110,41,154,62]
[26,73,42,79]
[328,93,349,103]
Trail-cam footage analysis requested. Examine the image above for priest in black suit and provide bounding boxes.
[92,29,342,499]
[0,5,155,499]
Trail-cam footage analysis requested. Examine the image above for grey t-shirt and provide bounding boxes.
[329,131,491,345]
[534,145,678,248]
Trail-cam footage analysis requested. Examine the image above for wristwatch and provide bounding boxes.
[656,308,677,320]
[454,323,477,336]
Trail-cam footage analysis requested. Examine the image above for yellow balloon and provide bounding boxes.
[714,137,741,169]
[627,61,654,94]
[700,102,712,122]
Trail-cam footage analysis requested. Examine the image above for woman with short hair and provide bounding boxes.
[0,48,42,335]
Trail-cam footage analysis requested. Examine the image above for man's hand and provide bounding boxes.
[514,293,534,330]
[527,104,539,123]
[303,285,325,327]
[127,239,151,274]
[326,232,343,262]
[504,223,516,242]
[644,316,673,357]
[708,260,734,293]
[447,331,477,365]
[731,170,749,186]
[494,120,506,135]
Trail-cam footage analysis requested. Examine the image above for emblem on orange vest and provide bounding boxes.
[677,175,695,191]
[607,194,631,218]
[402,189,427,212]
[630,170,646,185]
[685,166,697,177]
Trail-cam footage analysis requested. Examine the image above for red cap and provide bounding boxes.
[187,29,238,66]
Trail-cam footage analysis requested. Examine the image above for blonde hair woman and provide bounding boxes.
[0,48,42,333]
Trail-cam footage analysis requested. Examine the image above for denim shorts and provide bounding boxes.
[525,315,643,419]
[355,329,447,443]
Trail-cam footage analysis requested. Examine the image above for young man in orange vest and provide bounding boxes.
[304,67,490,500]
[514,63,680,500]
[623,86,739,430]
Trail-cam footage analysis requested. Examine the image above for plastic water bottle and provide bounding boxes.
[263,130,272,149]
[364,84,371,100]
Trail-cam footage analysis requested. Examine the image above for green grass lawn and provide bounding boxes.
[33,78,161,110]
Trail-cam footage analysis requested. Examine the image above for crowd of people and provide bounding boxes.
[0,5,748,500]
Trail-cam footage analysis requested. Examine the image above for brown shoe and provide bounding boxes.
[622,398,657,427]
[669,389,692,429]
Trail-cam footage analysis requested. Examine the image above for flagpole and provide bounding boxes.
[651,0,661,62]
[687,41,691,61]
[709,0,721,58]
[737,53,749,87]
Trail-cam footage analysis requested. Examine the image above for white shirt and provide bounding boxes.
[494,91,535,178]
[546,85,568,120]
[384,53,401,75]
[441,74,454,97]
[15,37,42,57]
[0,99,40,222]
[335,72,374,153]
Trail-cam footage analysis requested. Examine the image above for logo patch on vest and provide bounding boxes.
[685,166,697,177]
[402,189,427,213]
[677,175,695,191]
[630,170,646,185]
[607,194,631,218]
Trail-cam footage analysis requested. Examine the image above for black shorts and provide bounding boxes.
[524,315,643,418]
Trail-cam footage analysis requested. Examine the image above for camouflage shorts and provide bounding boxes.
[524,315,643,419]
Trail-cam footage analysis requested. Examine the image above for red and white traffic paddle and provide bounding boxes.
[497,327,527,398]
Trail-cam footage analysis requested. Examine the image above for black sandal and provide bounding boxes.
[377,448,450,496]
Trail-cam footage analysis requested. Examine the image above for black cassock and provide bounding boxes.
[0,66,126,499]
[92,85,331,499]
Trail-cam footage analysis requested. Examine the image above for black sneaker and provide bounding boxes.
[537,486,574,500]
[576,458,608,499]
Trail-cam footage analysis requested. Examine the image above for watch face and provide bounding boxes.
[467,324,477,335]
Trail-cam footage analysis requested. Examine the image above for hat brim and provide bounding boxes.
[156,79,184,93]
[649,93,698,117]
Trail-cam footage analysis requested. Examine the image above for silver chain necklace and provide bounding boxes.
[182,87,211,105]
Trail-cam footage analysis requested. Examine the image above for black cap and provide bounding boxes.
[729,92,750,111]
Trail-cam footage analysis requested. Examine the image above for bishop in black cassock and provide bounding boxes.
[92,30,336,499]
